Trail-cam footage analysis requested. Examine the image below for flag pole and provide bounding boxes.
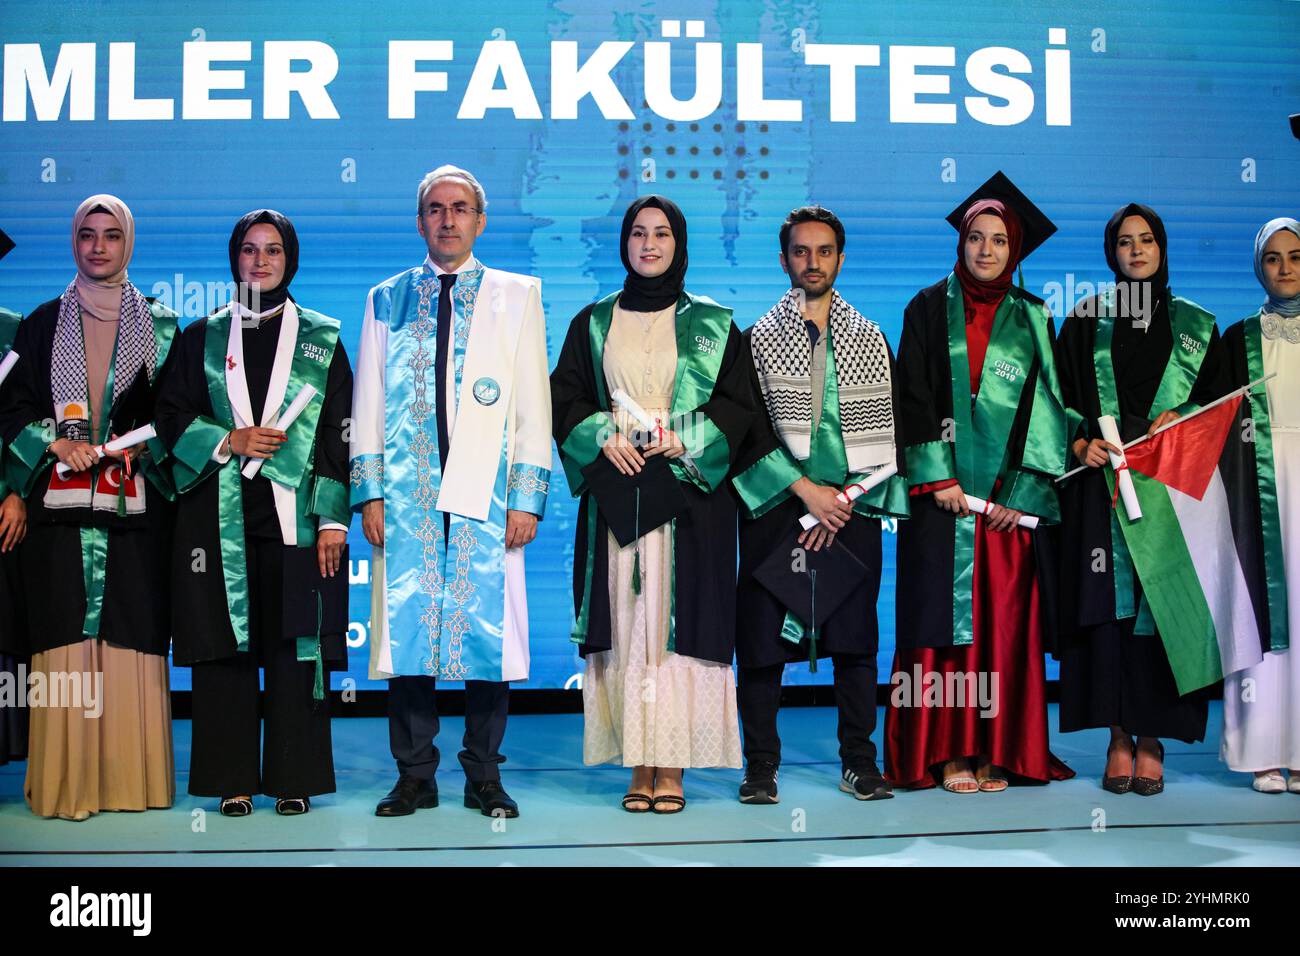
[1056,374,1276,483]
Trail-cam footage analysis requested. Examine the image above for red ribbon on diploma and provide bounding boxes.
[1110,461,1129,509]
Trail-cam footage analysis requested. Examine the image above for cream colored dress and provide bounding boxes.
[582,302,742,768]
[1222,319,1300,771]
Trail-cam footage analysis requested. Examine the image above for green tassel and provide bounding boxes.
[631,486,642,595]
[295,594,326,702]
[115,468,127,517]
[1018,264,1025,290]
[808,569,818,673]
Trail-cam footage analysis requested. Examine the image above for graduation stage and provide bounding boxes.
[1,702,1297,867]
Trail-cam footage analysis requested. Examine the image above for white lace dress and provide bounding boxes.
[582,301,742,769]
[1222,314,1300,771]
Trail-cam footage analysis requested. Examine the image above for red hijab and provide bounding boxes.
[954,199,1022,322]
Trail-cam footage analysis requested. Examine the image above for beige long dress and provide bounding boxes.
[1222,319,1300,772]
[582,302,742,769]
[23,308,174,820]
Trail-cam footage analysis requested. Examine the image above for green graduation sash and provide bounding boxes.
[943,274,1057,645]
[567,291,733,652]
[181,307,339,653]
[81,301,179,637]
[1242,314,1289,652]
[0,308,23,501]
[1093,293,1214,623]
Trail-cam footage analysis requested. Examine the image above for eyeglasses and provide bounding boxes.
[423,203,481,220]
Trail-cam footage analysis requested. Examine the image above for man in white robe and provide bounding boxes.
[350,165,552,818]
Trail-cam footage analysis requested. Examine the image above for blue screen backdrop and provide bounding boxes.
[1,0,1297,690]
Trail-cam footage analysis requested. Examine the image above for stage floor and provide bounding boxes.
[1,703,1297,866]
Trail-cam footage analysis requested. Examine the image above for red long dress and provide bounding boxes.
[884,295,1074,788]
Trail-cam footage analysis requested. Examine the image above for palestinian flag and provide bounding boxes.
[1112,387,1270,695]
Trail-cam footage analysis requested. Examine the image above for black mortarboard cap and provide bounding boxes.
[946,170,1057,262]
[283,543,350,641]
[752,529,869,631]
[580,453,688,548]
[0,227,13,263]
[108,366,155,437]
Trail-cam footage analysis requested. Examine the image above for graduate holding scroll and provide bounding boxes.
[730,206,908,805]
[1056,203,1230,796]
[551,196,750,813]
[884,173,1073,794]
[156,210,352,817]
[1,195,179,820]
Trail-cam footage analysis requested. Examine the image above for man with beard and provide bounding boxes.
[731,206,908,804]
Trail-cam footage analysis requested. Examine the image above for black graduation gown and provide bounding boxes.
[1055,294,1231,740]
[550,299,751,666]
[154,311,352,668]
[0,298,177,657]
[0,307,27,764]
[732,326,908,668]
[893,279,1061,650]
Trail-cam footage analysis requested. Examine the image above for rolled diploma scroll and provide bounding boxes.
[0,350,19,389]
[55,423,158,478]
[798,461,900,531]
[963,494,1040,529]
[610,387,698,467]
[241,384,319,480]
[611,388,660,436]
[1097,414,1141,521]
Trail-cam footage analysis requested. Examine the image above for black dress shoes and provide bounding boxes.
[1132,742,1166,797]
[1102,736,1135,794]
[375,775,440,817]
[464,780,519,818]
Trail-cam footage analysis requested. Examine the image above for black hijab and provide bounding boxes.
[618,195,687,312]
[1104,202,1169,317]
[229,209,299,312]
[1104,203,1173,403]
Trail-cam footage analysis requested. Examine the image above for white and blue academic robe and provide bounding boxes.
[350,256,552,682]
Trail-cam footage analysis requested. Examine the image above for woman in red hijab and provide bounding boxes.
[885,173,1074,793]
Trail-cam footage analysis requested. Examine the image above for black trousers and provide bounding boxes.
[189,539,335,798]
[738,653,878,769]
[387,676,510,784]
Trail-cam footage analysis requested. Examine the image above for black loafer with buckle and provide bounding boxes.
[219,797,253,817]
[275,797,311,816]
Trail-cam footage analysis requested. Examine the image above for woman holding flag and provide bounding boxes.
[1220,217,1300,794]
[156,210,353,817]
[1057,203,1231,795]
[1,194,179,820]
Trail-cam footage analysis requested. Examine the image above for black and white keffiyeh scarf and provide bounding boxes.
[750,288,894,472]
[52,278,155,442]
[45,279,155,513]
